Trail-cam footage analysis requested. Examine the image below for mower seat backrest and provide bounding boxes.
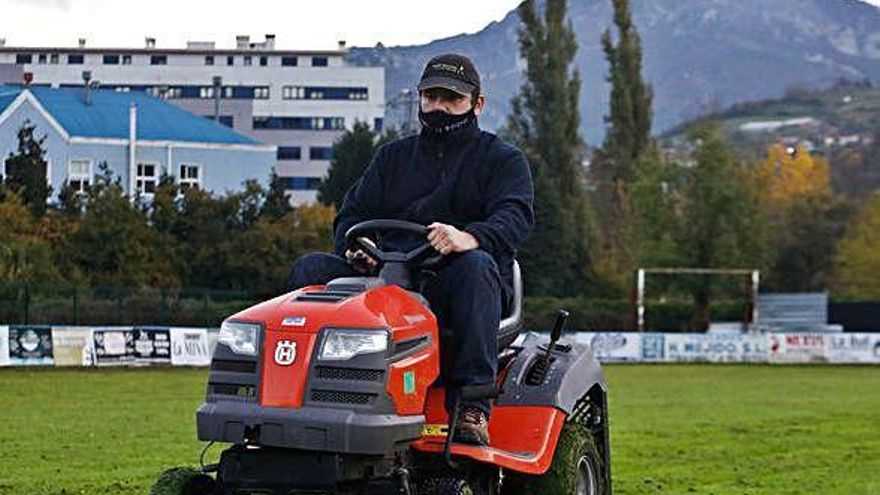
[498,260,523,350]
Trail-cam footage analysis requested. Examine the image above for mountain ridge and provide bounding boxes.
[348,0,880,144]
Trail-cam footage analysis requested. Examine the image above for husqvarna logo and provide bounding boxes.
[274,340,297,366]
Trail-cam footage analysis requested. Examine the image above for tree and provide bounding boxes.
[588,0,661,294]
[835,193,880,299]
[318,122,398,209]
[755,144,851,291]
[4,121,52,217]
[674,125,766,329]
[63,163,177,288]
[261,170,293,220]
[503,0,592,297]
[0,191,59,283]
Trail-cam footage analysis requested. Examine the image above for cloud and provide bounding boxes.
[2,0,71,10]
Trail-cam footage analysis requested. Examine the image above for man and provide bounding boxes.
[287,53,534,446]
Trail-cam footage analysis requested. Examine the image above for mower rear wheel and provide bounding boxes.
[149,466,217,495]
[501,423,608,495]
[419,476,475,495]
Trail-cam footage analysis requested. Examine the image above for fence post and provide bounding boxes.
[72,286,78,325]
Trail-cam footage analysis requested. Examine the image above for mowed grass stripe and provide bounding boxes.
[0,365,878,494]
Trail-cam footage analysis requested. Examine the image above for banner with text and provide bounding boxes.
[577,333,643,362]
[664,333,769,363]
[92,327,172,366]
[170,328,212,366]
[51,327,93,367]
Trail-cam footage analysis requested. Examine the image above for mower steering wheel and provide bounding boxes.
[344,219,445,268]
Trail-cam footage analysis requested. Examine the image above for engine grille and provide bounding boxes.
[210,383,256,400]
[311,389,375,405]
[315,366,384,382]
[211,359,257,373]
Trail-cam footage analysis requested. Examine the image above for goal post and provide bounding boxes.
[635,267,761,332]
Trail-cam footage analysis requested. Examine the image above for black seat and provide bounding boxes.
[497,260,524,350]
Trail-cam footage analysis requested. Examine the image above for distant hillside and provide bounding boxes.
[348,0,880,144]
[662,80,880,196]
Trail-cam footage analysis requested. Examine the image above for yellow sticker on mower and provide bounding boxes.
[421,424,448,437]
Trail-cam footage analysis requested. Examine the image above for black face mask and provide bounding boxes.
[419,106,476,136]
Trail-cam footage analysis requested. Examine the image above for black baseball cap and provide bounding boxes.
[417,53,480,96]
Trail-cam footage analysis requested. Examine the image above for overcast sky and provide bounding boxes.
[1,0,879,50]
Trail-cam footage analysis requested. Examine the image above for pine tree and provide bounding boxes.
[503,0,591,297]
[4,121,52,217]
[589,0,661,294]
[261,170,292,220]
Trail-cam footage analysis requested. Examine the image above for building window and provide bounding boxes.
[122,55,132,65]
[199,86,215,99]
[136,163,158,195]
[115,86,131,92]
[281,56,297,67]
[311,56,328,67]
[205,55,214,66]
[67,54,84,64]
[374,118,383,131]
[49,53,59,64]
[204,115,234,127]
[277,147,302,160]
[67,159,92,194]
[15,54,32,64]
[282,86,305,100]
[283,177,323,190]
[227,55,234,66]
[243,56,253,66]
[253,116,345,130]
[37,54,47,64]
[150,55,167,65]
[309,147,333,161]
[179,164,201,190]
[259,56,268,66]
[253,86,270,99]
[103,54,120,65]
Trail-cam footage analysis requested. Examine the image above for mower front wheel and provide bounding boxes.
[502,423,608,495]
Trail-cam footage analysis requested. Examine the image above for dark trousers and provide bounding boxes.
[287,250,502,416]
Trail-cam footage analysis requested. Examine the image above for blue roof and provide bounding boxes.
[0,85,261,145]
[0,88,20,115]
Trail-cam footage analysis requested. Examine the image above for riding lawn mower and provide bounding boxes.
[152,220,612,495]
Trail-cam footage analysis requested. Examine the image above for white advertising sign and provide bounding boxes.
[825,333,880,364]
[577,332,643,362]
[0,326,9,366]
[664,333,769,363]
[768,333,827,363]
[50,327,93,366]
[170,328,212,366]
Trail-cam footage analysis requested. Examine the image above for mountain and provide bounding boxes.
[347,0,880,144]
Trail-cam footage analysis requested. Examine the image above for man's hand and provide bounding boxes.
[427,223,479,255]
[345,237,379,273]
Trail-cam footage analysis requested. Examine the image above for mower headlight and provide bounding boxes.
[319,329,388,361]
[218,321,259,355]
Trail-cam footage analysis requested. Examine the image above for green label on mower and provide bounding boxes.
[403,370,416,395]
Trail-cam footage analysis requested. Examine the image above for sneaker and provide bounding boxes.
[453,407,490,446]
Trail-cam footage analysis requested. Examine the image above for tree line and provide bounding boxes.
[1,0,878,330]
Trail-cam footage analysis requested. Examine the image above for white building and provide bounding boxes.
[0,35,386,204]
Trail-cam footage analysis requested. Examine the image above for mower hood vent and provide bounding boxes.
[294,290,357,303]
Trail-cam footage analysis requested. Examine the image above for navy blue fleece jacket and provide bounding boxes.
[332,121,534,297]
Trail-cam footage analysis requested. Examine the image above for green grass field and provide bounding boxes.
[1,365,878,494]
